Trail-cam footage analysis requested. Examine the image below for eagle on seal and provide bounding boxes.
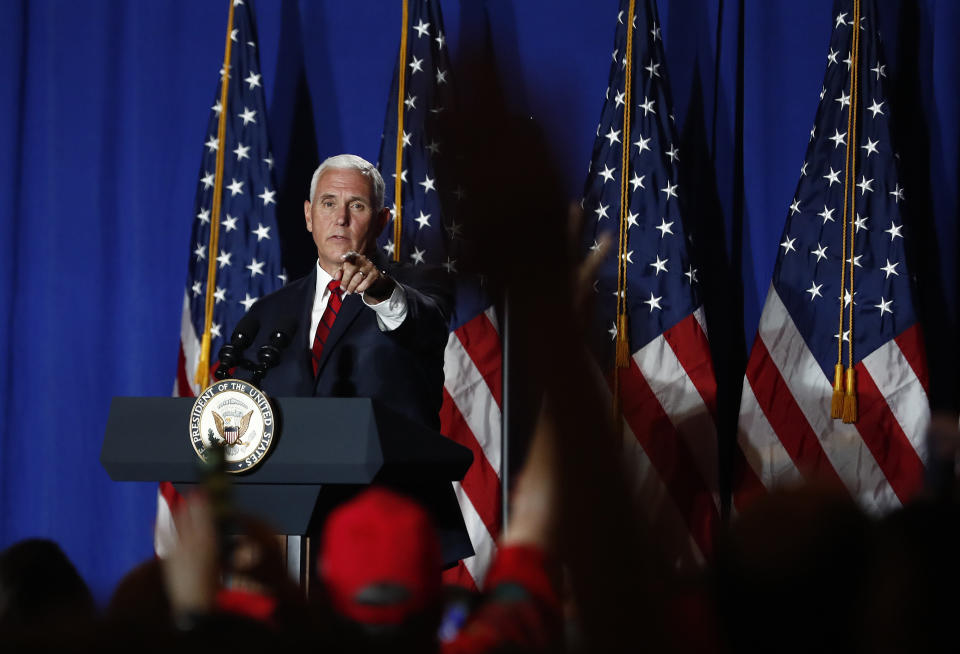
[212,410,253,446]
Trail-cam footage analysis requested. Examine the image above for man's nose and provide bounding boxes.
[334,203,348,225]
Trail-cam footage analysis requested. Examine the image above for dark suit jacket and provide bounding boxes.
[241,257,451,431]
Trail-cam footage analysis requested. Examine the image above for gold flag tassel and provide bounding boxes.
[391,0,410,262]
[842,0,862,424]
[195,0,237,387]
[613,0,636,371]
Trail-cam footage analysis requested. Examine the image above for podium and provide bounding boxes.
[101,396,475,580]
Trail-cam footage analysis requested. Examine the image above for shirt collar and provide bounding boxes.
[315,260,335,298]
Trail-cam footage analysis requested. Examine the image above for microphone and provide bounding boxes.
[251,316,298,386]
[214,314,260,380]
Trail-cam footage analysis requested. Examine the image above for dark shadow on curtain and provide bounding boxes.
[269,1,322,282]
[889,2,954,410]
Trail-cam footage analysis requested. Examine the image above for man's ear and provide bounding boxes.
[373,207,391,237]
[304,200,313,232]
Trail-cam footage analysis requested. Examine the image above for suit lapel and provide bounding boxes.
[312,289,364,382]
[281,268,317,395]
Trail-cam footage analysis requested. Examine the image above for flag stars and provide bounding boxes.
[413,18,430,38]
[442,257,457,274]
[823,167,841,186]
[212,101,222,115]
[194,243,206,260]
[810,125,816,142]
[435,31,446,50]
[871,63,887,80]
[854,214,869,232]
[201,172,214,189]
[252,223,271,241]
[614,90,626,108]
[258,187,275,205]
[644,292,663,312]
[685,266,699,284]
[383,240,395,257]
[240,293,257,311]
[599,164,616,183]
[801,161,809,176]
[650,255,668,275]
[889,183,905,202]
[415,211,431,229]
[192,281,203,297]
[645,59,661,78]
[426,140,440,155]
[829,129,847,148]
[222,214,238,232]
[630,173,645,191]
[881,259,900,278]
[819,205,836,223]
[233,142,250,161]
[626,211,639,228]
[595,202,610,221]
[862,138,880,157]
[264,155,274,170]
[217,251,232,269]
[634,135,651,154]
[835,91,851,109]
[409,56,424,74]
[404,94,417,110]
[393,169,408,183]
[875,297,893,316]
[401,130,412,148]
[410,247,426,265]
[650,22,661,41]
[205,136,219,152]
[857,175,874,195]
[419,175,436,194]
[621,250,635,265]
[846,254,863,268]
[836,12,848,27]
[197,208,211,224]
[214,286,227,303]
[811,243,828,262]
[780,235,797,254]
[227,178,244,196]
[446,220,463,239]
[609,322,618,340]
[885,221,903,240]
[843,51,853,70]
[210,323,223,339]
[238,107,257,125]
[827,48,839,65]
[605,127,621,146]
[790,199,801,215]
[842,289,857,307]
[807,282,824,300]
[244,71,261,89]
[230,28,238,42]
[436,69,447,85]
[246,258,264,277]
[639,96,656,116]
[666,145,679,162]
[661,181,678,200]
[656,218,674,237]
[868,99,885,117]
[835,329,850,343]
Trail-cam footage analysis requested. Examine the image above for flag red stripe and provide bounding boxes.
[176,344,195,398]
[745,335,844,485]
[852,363,925,503]
[894,324,929,393]
[455,313,503,407]
[663,314,719,419]
[440,388,501,539]
[619,360,718,559]
[441,560,480,591]
[731,444,768,511]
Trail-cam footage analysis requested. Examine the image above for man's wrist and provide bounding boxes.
[362,272,396,303]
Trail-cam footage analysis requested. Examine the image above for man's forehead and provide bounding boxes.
[316,168,373,200]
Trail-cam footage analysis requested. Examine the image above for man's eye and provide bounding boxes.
[351,202,365,210]
[322,201,335,208]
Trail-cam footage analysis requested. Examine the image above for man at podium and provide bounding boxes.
[241,154,451,430]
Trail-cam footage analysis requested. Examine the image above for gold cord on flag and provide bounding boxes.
[612,0,636,422]
[195,0,237,386]
[830,0,861,421]
[842,0,862,423]
[392,0,410,262]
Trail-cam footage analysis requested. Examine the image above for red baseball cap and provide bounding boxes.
[319,488,442,625]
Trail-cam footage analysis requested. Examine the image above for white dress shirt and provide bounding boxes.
[308,260,408,347]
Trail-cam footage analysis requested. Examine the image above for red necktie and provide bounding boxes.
[311,279,343,376]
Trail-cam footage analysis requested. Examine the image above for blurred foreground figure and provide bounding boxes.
[0,538,96,647]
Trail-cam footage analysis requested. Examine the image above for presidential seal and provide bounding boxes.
[188,380,275,473]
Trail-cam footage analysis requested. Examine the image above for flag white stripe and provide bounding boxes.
[693,305,708,338]
[483,306,500,334]
[443,332,502,475]
[861,339,929,461]
[453,481,497,587]
[757,286,899,513]
[154,490,178,558]
[633,333,719,505]
[179,292,202,397]
[737,376,804,487]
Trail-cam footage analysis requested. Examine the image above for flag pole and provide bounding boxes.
[195,0,237,386]
[392,0,410,262]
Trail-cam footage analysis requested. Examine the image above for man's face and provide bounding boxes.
[305,168,390,274]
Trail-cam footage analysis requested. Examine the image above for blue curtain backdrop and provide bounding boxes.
[1,0,957,599]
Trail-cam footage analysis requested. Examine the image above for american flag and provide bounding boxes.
[582,0,719,567]
[158,0,284,555]
[734,0,929,512]
[376,0,502,590]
